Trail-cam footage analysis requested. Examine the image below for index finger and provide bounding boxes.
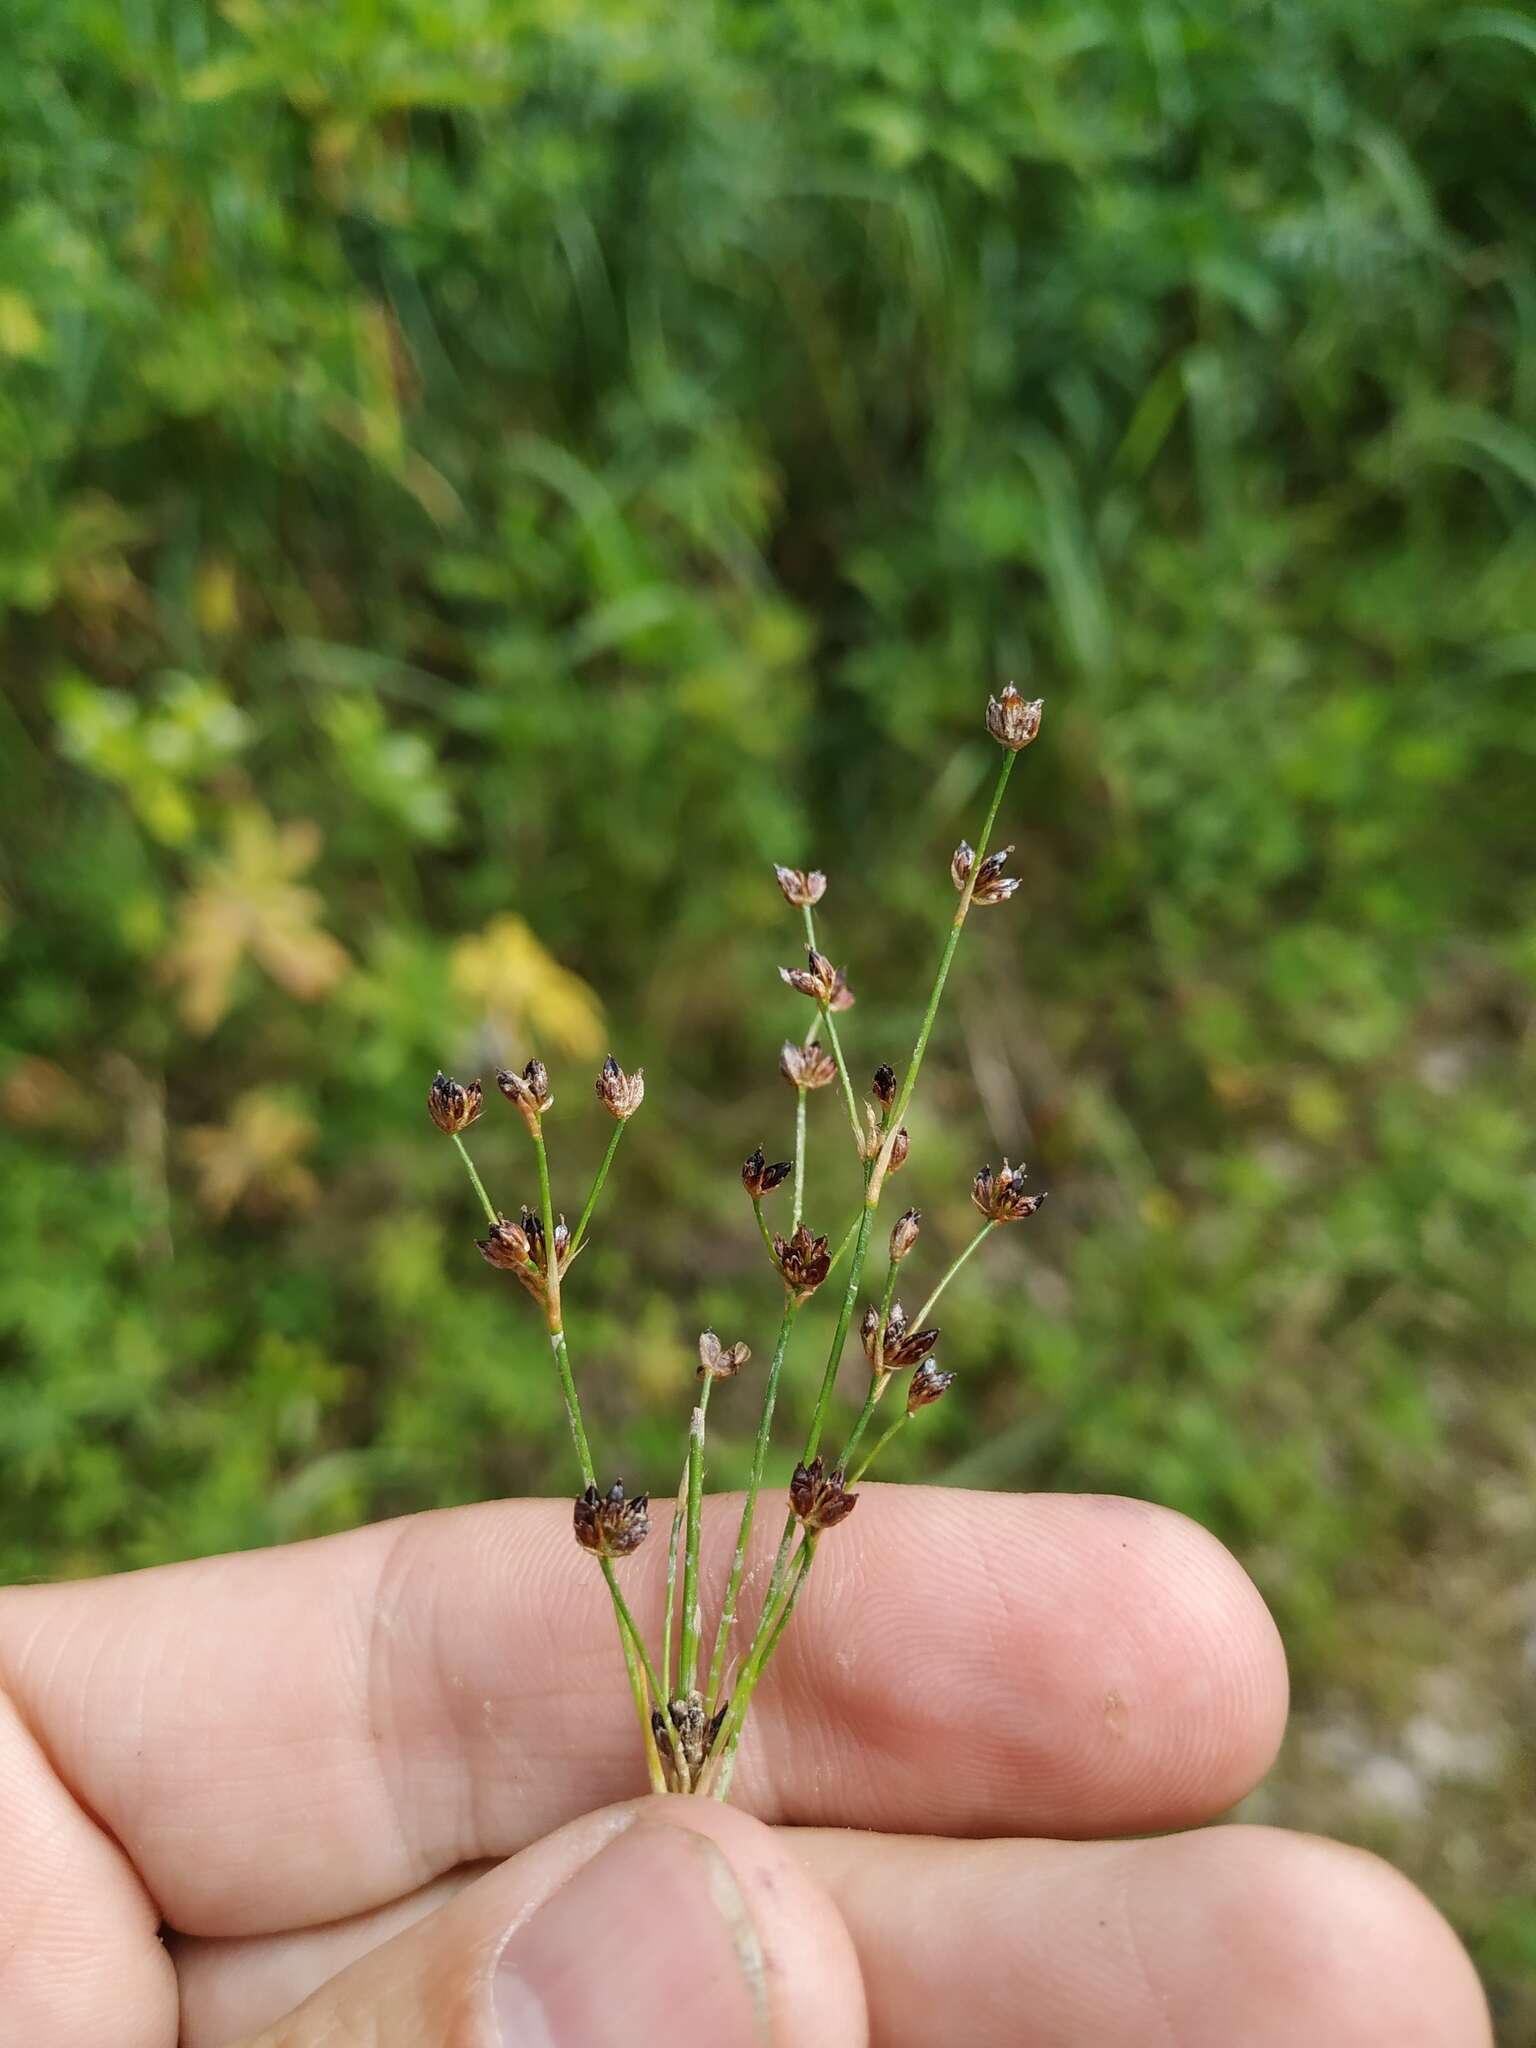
[0,1486,1286,1937]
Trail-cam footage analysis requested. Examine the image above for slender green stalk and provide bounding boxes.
[722,746,1023,1728]
[825,1208,863,1279]
[802,1193,879,1461]
[703,1536,815,1798]
[792,1086,808,1229]
[751,1197,778,1262]
[838,1372,890,1470]
[451,1134,498,1227]
[661,1465,687,1695]
[849,1408,910,1484]
[572,1120,626,1253]
[704,1295,800,1708]
[678,1378,713,1696]
[887,749,1016,1136]
[602,1557,689,1787]
[803,903,863,1148]
[911,1219,995,1329]
[530,1119,677,1784]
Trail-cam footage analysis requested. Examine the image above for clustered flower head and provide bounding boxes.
[596,1055,645,1121]
[952,841,1019,906]
[477,1208,570,1298]
[773,1221,831,1302]
[889,1207,922,1263]
[773,865,828,908]
[779,947,854,1011]
[573,1479,650,1558]
[697,1329,752,1380]
[741,1146,793,1199]
[972,1158,1048,1223]
[780,1040,838,1090]
[789,1456,858,1532]
[907,1360,956,1413]
[497,1058,553,1131]
[986,684,1044,752]
[861,1298,940,1370]
[428,1071,483,1135]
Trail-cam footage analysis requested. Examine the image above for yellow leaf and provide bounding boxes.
[451,914,604,1057]
[0,290,45,359]
[163,807,350,1033]
[183,1091,318,1220]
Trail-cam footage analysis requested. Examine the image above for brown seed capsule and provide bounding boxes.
[779,947,839,1005]
[595,1055,645,1121]
[497,1059,553,1130]
[884,1318,940,1369]
[888,1126,910,1174]
[780,1040,838,1090]
[889,1207,922,1263]
[970,846,1020,907]
[951,841,975,891]
[697,1329,752,1380]
[789,1456,858,1533]
[573,1479,650,1559]
[428,1071,483,1136]
[972,1158,1048,1223]
[773,1222,831,1302]
[476,1215,533,1270]
[860,1302,882,1365]
[742,1147,794,1199]
[986,684,1044,752]
[773,865,828,908]
[872,1064,897,1108]
[907,1360,957,1413]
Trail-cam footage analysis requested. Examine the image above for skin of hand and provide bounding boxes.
[0,1486,1492,2048]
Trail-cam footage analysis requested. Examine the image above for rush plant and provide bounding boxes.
[428,687,1048,1797]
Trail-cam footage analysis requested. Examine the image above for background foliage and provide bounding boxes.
[2,0,1533,2026]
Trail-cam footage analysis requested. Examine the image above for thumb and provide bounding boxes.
[239,1797,868,2048]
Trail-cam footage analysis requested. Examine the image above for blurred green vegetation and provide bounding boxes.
[1,0,1533,2026]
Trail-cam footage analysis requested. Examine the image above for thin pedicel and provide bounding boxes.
[427,684,1048,1796]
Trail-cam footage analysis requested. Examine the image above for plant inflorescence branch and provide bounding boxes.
[426,687,1046,1799]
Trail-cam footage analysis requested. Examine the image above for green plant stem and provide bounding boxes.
[912,1219,996,1328]
[723,749,1021,1728]
[572,1120,626,1253]
[792,1086,807,1229]
[849,1409,910,1483]
[704,1295,800,1709]
[825,1209,863,1279]
[601,1557,687,1786]
[530,1120,675,1785]
[751,1197,778,1263]
[888,749,1016,1138]
[600,1563,668,1795]
[679,1377,713,1697]
[661,1465,687,1695]
[838,1372,890,1470]
[803,903,863,1148]
[704,1536,815,1798]
[450,1135,498,1227]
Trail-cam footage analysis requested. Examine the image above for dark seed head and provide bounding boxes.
[889,1208,922,1263]
[476,1214,533,1271]
[742,1147,794,1199]
[985,685,1044,752]
[573,1478,650,1559]
[789,1456,858,1532]
[872,1063,897,1107]
[908,1360,957,1413]
[428,1071,483,1136]
[773,865,828,908]
[773,1222,831,1302]
[595,1055,645,1121]
[972,1158,1047,1223]
[780,1040,838,1090]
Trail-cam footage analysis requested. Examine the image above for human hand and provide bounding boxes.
[0,1488,1490,2044]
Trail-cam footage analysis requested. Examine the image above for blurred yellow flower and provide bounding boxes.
[183,1091,318,1220]
[163,807,350,1033]
[450,914,603,1057]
